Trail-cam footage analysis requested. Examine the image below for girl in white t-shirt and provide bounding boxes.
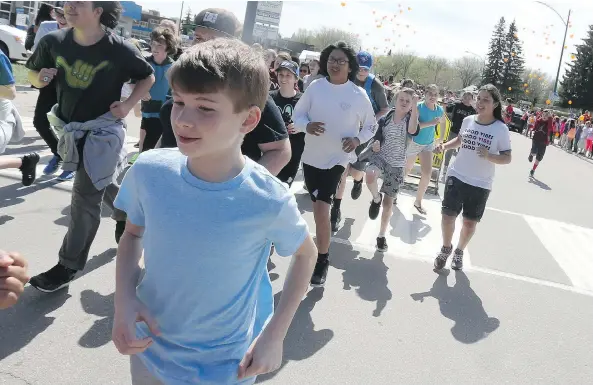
[432,84,512,270]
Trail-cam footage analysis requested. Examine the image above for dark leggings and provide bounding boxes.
[33,83,59,157]
[140,117,163,152]
[277,132,305,185]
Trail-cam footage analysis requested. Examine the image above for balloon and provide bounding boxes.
[372,10,376,14]
[571,54,576,60]
[564,45,568,49]
[511,52,515,56]
[376,24,382,28]
[570,34,574,38]
[524,83,528,87]
[546,56,550,59]
[508,87,512,91]
[340,2,346,6]
[408,7,412,11]
[400,10,403,14]
[513,33,518,38]
[545,99,551,105]
[503,58,509,62]
[568,100,572,105]
[526,90,530,94]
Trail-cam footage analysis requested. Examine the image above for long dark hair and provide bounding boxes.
[479,84,504,122]
[35,4,54,26]
[92,1,123,29]
[319,41,359,82]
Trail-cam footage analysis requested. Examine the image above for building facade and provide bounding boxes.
[131,9,177,41]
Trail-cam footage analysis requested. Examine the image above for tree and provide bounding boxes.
[521,68,553,105]
[482,17,506,87]
[559,24,593,108]
[500,20,525,97]
[290,27,361,51]
[400,53,416,78]
[425,55,448,83]
[184,7,192,25]
[453,56,483,87]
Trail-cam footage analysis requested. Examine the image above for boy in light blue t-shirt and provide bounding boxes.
[112,38,317,385]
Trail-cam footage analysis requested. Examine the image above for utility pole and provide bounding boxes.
[178,1,184,36]
[242,1,258,45]
[553,9,570,93]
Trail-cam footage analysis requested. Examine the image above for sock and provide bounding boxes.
[333,198,341,209]
[532,162,539,171]
[317,252,329,262]
[373,194,381,203]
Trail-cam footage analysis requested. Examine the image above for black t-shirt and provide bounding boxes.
[159,95,288,161]
[269,89,302,126]
[450,102,476,134]
[26,29,154,123]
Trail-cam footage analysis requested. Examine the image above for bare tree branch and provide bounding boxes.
[453,56,483,88]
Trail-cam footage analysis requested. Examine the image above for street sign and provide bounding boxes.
[549,91,560,102]
[15,8,28,30]
[255,1,283,26]
[253,24,279,41]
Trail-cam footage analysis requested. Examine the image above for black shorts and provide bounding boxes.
[530,141,546,161]
[442,176,490,222]
[302,164,345,204]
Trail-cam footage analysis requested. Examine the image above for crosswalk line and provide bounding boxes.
[523,215,593,292]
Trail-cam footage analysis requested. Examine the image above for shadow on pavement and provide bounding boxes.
[78,248,117,278]
[79,290,114,348]
[389,207,432,245]
[528,177,552,191]
[294,192,313,214]
[1,144,49,156]
[54,205,113,227]
[0,214,14,225]
[256,288,332,383]
[0,288,71,360]
[410,270,500,344]
[0,178,62,209]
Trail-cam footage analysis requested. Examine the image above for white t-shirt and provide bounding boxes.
[447,116,511,190]
[293,77,377,169]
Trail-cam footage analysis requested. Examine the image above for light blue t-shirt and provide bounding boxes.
[414,102,444,145]
[0,52,14,86]
[114,149,309,385]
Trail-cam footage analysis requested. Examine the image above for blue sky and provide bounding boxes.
[139,0,593,79]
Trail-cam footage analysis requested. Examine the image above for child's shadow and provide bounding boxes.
[390,207,432,245]
[78,290,114,348]
[410,270,500,344]
[256,288,333,382]
[342,252,392,317]
[294,192,313,214]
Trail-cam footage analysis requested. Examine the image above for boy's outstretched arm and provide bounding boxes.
[238,234,317,379]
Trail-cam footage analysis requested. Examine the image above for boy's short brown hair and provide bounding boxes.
[169,38,270,112]
[150,27,178,56]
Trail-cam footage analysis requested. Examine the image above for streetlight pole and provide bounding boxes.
[535,1,571,94]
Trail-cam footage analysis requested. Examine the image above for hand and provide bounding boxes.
[112,296,161,355]
[412,94,420,104]
[110,100,133,119]
[430,117,440,126]
[37,68,58,87]
[306,122,325,136]
[0,251,29,310]
[342,137,360,153]
[477,146,489,158]
[433,143,444,154]
[372,140,381,153]
[237,330,283,380]
[286,123,295,134]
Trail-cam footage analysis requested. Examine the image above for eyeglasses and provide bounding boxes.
[328,58,348,66]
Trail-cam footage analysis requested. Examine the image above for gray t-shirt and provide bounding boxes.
[354,76,388,112]
[378,116,409,167]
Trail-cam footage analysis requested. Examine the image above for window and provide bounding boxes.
[0,3,11,12]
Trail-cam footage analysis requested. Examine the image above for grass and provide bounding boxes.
[12,62,30,85]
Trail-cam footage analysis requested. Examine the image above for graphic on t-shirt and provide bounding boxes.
[461,128,493,152]
[56,56,110,89]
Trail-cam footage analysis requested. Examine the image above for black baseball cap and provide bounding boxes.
[194,8,241,38]
[276,61,299,77]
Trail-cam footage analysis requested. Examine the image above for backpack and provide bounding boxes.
[363,74,379,114]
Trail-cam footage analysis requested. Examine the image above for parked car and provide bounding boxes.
[0,24,30,61]
[507,106,526,133]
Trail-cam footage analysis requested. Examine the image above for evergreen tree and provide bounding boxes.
[482,17,506,87]
[501,20,525,97]
[559,24,593,108]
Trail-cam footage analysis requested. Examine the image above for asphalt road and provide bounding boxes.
[1,90,592,385]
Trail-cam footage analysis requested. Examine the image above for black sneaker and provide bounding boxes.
[528,154,533,162]
[434,245,453,270]
[351,179,363,200]
[330,205,341,232]
[376,237,388,252]
[115,220,126,244]
[451,249,464,270]
[29,263,77,293]
[529,169,535,178]
[19,153,40,186]
[369,194,382,220]
[310,257,329,287]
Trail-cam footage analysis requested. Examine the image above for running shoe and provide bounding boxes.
[43,155,62,175]
[57,170,75,181]
[351,179,363,200]
[19,153,40,186]
[434,245,453,270]
[330,205,341,232]
[29,263,77,293]
[376,237,388,252]
[310,257,329,287]
[369,194,382,220]
[529,169,534,178]
[451,249,464,270]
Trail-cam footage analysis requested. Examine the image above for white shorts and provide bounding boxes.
[406,140,435,157]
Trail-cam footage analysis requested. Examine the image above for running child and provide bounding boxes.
[112,38,317,384]
[358,88,420,252]
[529,109,553,177]
[274,60,304,186]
